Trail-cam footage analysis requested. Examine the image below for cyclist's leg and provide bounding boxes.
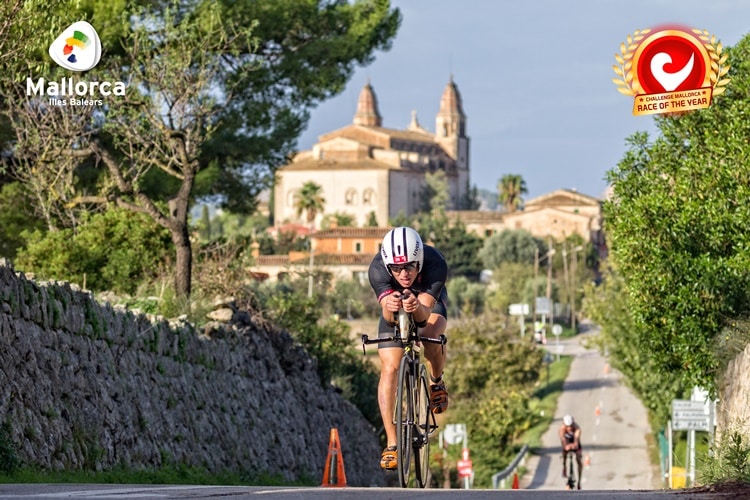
[562,449,568,477]
[575,447,583,489]
[376,315,403,467]
[420,299,447,375]
[421,308,449,413]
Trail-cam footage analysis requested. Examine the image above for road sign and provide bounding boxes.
[509,303,529,316]
[672,399,709,431]
[673,419,710,431]
[535,297,551,315]
[444,423,467,445]
[672,400,704,411]
[673,410,708,420]
[552,324,563,336]
[457,459,473,477]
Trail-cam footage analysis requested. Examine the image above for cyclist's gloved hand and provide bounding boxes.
[384,291,402,313]
[401,289,420,314]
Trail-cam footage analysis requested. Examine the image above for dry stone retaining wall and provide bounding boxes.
[0,262,384,486]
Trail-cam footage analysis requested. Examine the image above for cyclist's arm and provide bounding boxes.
[400,291,435,326]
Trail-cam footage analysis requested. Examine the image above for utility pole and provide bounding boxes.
[533,247,539,325]
[546,237,553,334]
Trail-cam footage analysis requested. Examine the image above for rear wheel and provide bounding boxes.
[414,363,431,488]
[395,356,413,488]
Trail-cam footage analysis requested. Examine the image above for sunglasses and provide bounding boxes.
[389,262,418,274]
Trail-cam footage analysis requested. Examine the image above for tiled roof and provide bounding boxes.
[314,227,390,238]
[255,253,373,266]
[281,157,396,171]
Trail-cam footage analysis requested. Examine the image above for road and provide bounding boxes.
[522,321,662,491]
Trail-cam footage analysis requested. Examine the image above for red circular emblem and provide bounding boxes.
[632,27,711,95]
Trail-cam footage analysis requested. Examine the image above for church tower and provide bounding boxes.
[353,81,382,127]
[435,76,470,206]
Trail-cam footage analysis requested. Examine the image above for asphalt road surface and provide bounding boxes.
[521,321,662,491]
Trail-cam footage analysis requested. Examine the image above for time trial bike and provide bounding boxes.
[362,307,447,488]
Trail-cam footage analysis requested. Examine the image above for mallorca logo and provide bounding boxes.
[49,21,102,72]
[612,25,730,116]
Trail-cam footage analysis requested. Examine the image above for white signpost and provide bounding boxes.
[672,400,709,431]
[669,396,712,488]
[508,303,529,337]
[552,324,563,360]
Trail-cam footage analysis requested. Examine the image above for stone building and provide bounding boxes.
[273,77,470,228]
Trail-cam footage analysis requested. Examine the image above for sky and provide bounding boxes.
[296,0,750,202]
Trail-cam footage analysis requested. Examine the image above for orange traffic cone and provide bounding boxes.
[321,428,347,487]
[512,472,519,489]
[584,454,591,467]
[603,363,610,375]
[594,405,601,417]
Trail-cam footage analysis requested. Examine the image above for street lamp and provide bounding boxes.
[533,243,555,339]
[569,245,584,331]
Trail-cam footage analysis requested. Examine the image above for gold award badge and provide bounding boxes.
[612,25,730,116]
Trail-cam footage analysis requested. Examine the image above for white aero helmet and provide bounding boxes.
[563,414,574,426]
[381,227,424,272]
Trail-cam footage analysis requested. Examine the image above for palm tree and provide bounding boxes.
[294,181,325,297]
[498,174,528,213]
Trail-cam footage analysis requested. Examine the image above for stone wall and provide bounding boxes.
[0,262,384,486]
[717,342,750,442]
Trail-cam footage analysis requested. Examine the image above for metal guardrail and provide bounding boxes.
[491,444,529,489]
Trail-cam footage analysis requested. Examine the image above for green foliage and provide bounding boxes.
[423,219,483,280]
[444,313,543,487]
[365,211,378,227]
[250,282,380,426]
[479,229,542,270]
[497,174,528,213]
[204,0,401,213]
[0,182,44,259]
[293,181,325,224]
[485,261,534,315]
[604,34,750,396]
[16,208,172,294]
[328,279,375,319]
[699,431,750,485]
[445,276,485,318]
[0,422,19,475]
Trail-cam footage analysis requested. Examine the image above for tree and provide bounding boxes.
[479,229,542,270]
[498,174,527,213]
[1,0,400,298]
[604,33,750,395]
[294,181,325,297]
[429,219,483,280]
[419,170,450,215]
[294,181,325,228]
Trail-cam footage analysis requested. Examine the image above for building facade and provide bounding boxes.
[273,77,470,228]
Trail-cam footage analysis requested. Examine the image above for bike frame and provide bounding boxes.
[362,309,447,488]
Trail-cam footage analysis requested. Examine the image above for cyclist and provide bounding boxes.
[368,226,449,470]
[559,414,583,489]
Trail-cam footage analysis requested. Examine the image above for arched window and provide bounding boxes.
[287,190,299,207]
[345,188,358,205]
[363,188,376,205]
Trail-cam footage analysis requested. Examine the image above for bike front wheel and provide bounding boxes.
[413,363,432,488]
[395,355,413,488]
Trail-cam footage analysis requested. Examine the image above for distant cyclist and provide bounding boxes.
[368,227,449,470]
[559,414,582,489]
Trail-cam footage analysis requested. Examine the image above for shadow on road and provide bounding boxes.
[561,377,619,392]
